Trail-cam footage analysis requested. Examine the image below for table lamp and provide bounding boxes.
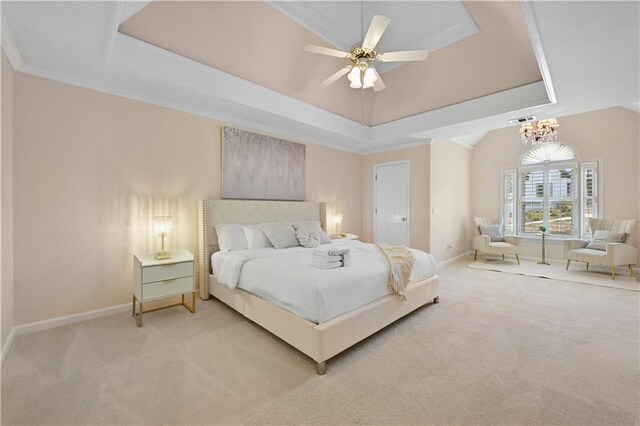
[154,216,173,259]
[332,213,343,237]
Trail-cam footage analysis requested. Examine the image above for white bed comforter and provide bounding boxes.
[213,240,436,324]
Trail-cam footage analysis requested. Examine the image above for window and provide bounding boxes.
[503,143,600,239]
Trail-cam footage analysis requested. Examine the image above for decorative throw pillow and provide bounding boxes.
[242,225,273,249]
[585,230,627,251]
[296,228,320,248]
[291,221,331,244]
[478,224,505,242]
[215,224,248,251]
[262,223,299,249]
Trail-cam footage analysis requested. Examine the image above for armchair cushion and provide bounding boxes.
[563,239,589,258]
[488,242,518,255]
[585,230,627,251]
[503,236,521,247]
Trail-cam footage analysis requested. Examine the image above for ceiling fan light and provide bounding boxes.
[363,67,377,85]
[347,67,361,83]
[350,80,363,89]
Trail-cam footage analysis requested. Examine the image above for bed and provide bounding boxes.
[198,200,440,374]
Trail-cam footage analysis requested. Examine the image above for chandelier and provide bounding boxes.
[519,118,559,145]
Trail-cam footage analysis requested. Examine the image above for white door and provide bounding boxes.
[374,161,409,246]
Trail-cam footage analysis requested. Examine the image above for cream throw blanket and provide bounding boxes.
[376,244,415,301]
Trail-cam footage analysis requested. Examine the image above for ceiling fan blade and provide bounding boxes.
[372,68,385,92]
[377,49,429,62]
[320,66,352,87]
[362,15,391,51]
[304,44,350,59]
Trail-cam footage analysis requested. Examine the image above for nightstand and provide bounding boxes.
[132,249,196,327]
[331,233,359,241]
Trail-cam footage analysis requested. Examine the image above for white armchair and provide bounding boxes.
[472,217,521,264]
[564,218,638,280]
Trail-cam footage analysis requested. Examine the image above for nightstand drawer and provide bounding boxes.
[142,261,193,284]
[142,276,194,300]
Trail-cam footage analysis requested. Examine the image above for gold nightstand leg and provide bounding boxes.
[132,295,143,327]
[182,292,196,313]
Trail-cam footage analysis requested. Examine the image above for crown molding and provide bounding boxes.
[101,1,124,63]
[361,139,432,155]
[521,0,557,104]
[371,81,551,141]
[1,15,24,71]
[267,1,353,52]
[119,1,152,25]
[113,33,370,144]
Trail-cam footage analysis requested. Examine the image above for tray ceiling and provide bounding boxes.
[4,1,636,153]
[118,1,542,126]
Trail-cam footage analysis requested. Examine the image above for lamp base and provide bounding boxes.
[155,251,171,260]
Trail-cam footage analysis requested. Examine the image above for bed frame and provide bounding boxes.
[198,200,440,374]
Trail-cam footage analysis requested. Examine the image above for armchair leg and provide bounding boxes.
[586,262,589,271]
[611,266,616,281]
[515,254,520,265]
[502,254,505,261]
[566,259,571,270]
[630,265,634,276]
[474,250,478,261]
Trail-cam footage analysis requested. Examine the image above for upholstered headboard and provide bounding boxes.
[197,200,327,299]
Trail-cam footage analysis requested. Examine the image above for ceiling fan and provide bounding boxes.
[304,15,429,92]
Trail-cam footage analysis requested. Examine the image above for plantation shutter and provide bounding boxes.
[581,162,599,238]
[503,169,517,235]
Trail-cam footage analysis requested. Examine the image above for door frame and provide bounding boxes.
[373,160,411,246]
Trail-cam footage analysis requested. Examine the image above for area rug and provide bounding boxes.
[467,257,639,292]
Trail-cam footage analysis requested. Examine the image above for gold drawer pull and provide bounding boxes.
[162,279,177,284]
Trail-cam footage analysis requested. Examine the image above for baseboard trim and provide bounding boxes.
[437,251,473,268]
[1,327,16,366]
[13,303,131,337]
[475,253,640,273]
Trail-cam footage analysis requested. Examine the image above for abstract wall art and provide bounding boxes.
[222,127,306,200]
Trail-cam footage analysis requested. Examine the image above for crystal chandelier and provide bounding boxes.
[519,118,559,145]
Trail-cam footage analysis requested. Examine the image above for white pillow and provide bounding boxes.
[479,224,505,242]
[215,224,248,251]
[243,225,273,249]
[585,230,627,251]
[291,221,331,244]
[262,223,299,249]
[296,228,320,248]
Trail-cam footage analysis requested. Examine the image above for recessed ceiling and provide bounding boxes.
[118,1,542,126]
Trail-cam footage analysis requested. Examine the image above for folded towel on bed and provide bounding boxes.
[312,259,352,269]
[313,248,350,257]
[312,252,351,262]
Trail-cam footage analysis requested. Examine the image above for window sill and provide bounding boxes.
[517,235,581,244]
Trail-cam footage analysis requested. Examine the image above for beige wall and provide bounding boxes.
[1,50,15,348]
[12,72,363,325]
[471,107,640,263]
[362,145,431,252]
[430,139,472,262]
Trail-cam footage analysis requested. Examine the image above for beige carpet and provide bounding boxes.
[2,259,639,425]
[467,257,639,292]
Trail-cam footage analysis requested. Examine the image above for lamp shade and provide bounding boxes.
[153,216,174,236]
[332,214,343,225]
